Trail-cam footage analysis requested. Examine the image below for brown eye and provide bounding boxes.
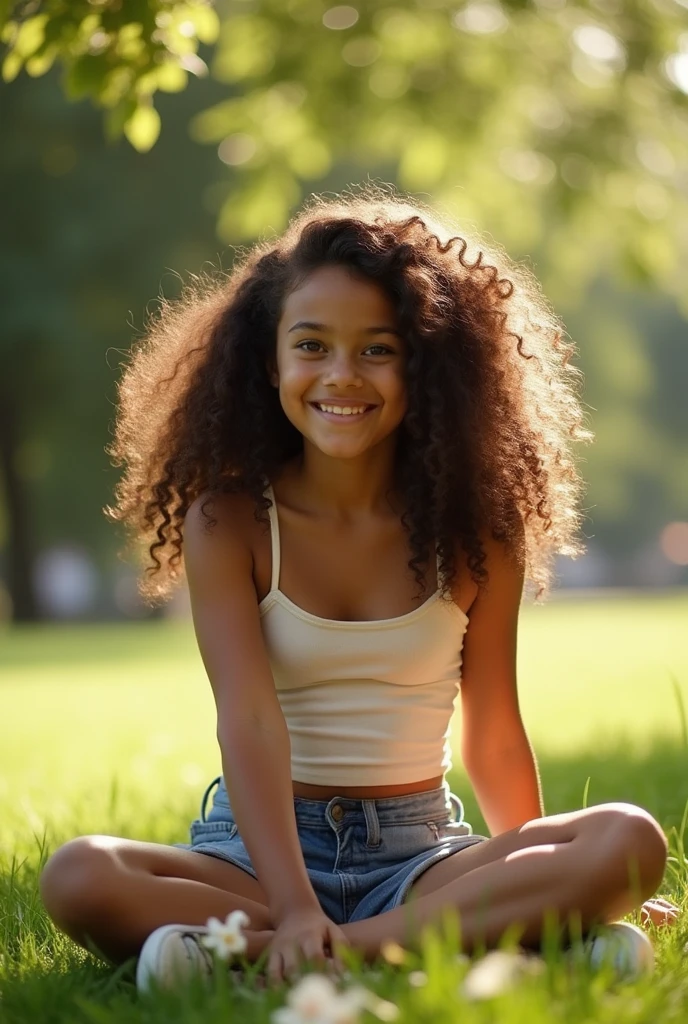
[366,345,395,356]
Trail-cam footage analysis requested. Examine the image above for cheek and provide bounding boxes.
[389,368,408,404]
[278,362,314,400]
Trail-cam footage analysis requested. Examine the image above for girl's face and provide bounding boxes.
[273,265,408,461]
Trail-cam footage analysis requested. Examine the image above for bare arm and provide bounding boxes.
[183,494,320,923]
[459,534,543,836]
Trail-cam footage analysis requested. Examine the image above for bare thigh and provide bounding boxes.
[110,836,269,907]
[40,833,272,949]
[409,803,667,902]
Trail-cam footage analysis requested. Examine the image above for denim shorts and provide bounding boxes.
[174,776,488,925]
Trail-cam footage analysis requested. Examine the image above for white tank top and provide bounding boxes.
[258,483,469,786]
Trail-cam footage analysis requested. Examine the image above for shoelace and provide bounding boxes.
[181,932,214,974]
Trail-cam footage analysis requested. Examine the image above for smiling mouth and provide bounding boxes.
[309,402,376,421]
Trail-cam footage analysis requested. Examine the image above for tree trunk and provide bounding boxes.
[0,390,40,621]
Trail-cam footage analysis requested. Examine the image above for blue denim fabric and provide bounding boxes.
[175,776,488,924]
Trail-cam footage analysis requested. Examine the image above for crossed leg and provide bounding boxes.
[345,802,668,958]
[39,801,667,967]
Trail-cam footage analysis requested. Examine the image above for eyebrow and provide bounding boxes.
[287,320,402,338]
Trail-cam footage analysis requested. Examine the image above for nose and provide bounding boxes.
[322,353,363,389]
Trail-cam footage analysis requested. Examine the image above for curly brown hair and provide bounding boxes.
[107,185,591,602]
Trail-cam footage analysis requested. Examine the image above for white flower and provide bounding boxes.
[272,975,342,1024]
[462,949,542,1001]
[271,975,398,1024]
[201,909,249,960]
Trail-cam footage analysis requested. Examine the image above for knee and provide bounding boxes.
[40,836,121,928]
[603,803,668,899]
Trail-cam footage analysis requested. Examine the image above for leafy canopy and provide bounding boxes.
[2,0,687,296]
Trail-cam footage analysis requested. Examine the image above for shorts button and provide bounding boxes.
[331,803,344,822]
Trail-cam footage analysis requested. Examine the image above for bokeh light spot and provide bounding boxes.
[368,66,409,99]
[573,25,625,65]
[323,6,359,30]
[636,139,675,178]
[218,133,257,166]
[342,37,380,66]
[664,53,688,95]
[661,523,688,566]
[453,2,508,35]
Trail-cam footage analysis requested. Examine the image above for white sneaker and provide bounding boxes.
[136,923,215,993]
[585,922,655,980]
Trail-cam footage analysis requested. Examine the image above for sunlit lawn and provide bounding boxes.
[1,593,688,1022]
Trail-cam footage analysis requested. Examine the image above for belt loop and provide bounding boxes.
[201,775,222,822]
[450,793,465,824]
[363,800,381,848]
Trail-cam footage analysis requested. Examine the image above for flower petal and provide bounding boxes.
[226,909,250,930]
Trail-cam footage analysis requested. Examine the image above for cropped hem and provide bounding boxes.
[390,835,488,912]
[290,767,453,787]
[175,840,259,882]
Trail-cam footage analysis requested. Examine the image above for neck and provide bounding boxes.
[285,443,401,519]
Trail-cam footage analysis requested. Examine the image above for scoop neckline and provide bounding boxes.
[258,585,469,629]
[259,477,469,629]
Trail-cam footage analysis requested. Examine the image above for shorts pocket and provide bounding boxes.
[189,819,238,846]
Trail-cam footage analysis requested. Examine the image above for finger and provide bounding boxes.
[325,954,345,978]
[301,937,327,965]
[267,951,285,988]
[328,925,351,956]
[323,926,348,973]
[281,945,302,982]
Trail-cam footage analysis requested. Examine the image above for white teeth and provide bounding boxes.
[316,404,368,416]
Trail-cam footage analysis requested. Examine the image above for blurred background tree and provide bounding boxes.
[1,0,687,620]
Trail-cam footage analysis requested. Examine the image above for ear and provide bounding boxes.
[266,361,279,387]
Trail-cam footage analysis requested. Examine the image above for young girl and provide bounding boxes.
[40,189,672,990]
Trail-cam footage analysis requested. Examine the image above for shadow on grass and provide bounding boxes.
[450,733,688,842]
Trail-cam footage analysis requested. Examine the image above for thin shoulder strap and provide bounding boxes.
[265,483,281,592]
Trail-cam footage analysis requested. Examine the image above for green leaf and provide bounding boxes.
[12,13,47,59]
[1,49,21,82]
[25,45,58,78]
[1,18,17,45]
[155,61,188,93]
[123,103,161,152]
[186,3,220,45]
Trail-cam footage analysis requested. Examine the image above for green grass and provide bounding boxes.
[1,593,688,1022]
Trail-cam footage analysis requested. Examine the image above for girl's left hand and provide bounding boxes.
[640,896,680,928]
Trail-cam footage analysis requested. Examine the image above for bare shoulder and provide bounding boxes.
[183,489,264,570]
[449,521,524,616]
[182,489,264,606]
[183,489,276,718]
[481,523,525,585]
[184,489,256,543]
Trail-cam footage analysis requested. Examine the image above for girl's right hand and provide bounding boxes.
[266,907,349,986]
